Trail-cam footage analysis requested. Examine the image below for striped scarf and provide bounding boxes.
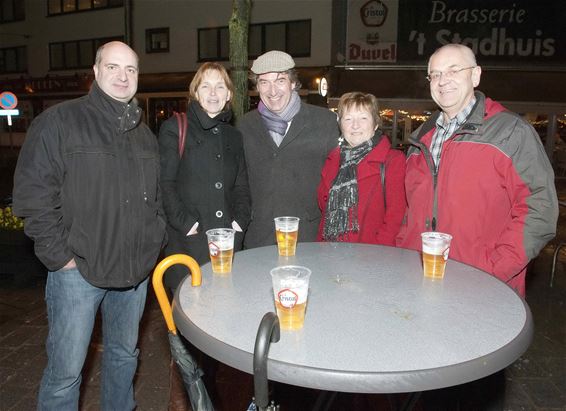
[323,132,382,241]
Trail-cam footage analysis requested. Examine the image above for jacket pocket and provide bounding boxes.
[67,220,90,263]
[138,151,159,204]
[139,207,167,274]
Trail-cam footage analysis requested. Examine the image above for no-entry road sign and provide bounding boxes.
[0,92,18,110]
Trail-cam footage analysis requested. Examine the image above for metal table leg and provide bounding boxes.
[550,242,565,287]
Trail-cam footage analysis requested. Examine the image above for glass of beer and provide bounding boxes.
[421,232,452,280]
[274,216,300,256]
[205,228,235,274]
[270,265,311,330]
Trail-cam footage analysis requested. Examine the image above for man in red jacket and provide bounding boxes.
[397,42,558,410]
[397,43,558,297]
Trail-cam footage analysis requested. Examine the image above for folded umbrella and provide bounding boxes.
[153,254,215,411]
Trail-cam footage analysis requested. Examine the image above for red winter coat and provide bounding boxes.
[396,92,558,296]
[317,136,406,246]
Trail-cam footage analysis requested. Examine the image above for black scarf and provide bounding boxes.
[323,131,382,241]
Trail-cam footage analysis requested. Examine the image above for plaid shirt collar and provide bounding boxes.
[430,97,476,168]
[436,97,476,130]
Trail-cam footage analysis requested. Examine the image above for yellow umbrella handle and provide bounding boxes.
[152,254,202,335]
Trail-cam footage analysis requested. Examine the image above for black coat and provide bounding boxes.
[13,82,167,287]
[159,101,251,288]
[237,103,339,248]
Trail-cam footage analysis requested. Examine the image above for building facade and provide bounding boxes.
[1,0,565,152]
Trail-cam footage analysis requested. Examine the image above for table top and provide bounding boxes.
[173,242,533,393]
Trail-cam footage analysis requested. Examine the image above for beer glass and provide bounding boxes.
[270,265,311,330]
[274,216,300,256]
[421,232,452,279]
[206,228,235,274]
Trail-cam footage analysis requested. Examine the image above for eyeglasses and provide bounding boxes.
[426,66,476,82]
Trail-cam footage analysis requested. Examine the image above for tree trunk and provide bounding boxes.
[124,0,133,47]
[229,0,251,121]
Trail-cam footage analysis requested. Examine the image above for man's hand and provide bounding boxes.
[63,258,77,270]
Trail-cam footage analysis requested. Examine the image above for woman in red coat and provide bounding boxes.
[317,92,406,246]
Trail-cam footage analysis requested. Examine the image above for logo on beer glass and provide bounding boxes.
[208,242,220,257]
[277,289,298,308]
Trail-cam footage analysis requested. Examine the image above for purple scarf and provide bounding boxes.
[258,91,301,144]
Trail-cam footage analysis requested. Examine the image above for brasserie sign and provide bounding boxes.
[346,0,564,66]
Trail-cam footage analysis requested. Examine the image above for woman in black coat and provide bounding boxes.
[158,62,251,290]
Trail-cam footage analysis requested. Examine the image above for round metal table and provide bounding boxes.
[173,242,532,393]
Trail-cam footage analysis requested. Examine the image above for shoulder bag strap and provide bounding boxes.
[175,112,188,158]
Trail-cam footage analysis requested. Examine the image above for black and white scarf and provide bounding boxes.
[258,91,301,146]
[323,131,382,241]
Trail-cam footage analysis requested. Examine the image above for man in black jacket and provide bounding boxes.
[13,41,166,411]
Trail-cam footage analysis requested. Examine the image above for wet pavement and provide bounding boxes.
[1,150,565,410]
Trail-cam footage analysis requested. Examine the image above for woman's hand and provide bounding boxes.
[186,222,199,236]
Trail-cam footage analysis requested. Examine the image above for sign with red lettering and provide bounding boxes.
[344,0,565,66]
[346,0,399,64]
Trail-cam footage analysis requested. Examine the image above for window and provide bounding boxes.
[0,46,26,73]
[248,25,262,57]
[47,0,123,16]
[146,28,169,53]
[198,19,311,62]
[198,27,229,61]
[264,23,285,52]
[285,20,311,56]
[148,97,188,133]
[0,0,25,22]
[49,36,122,70]
[78,40,94,66]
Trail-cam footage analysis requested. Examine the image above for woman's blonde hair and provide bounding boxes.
[337,91,381,127]
[189,62,234,109]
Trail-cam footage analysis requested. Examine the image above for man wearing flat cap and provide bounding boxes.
[238,50,339,248]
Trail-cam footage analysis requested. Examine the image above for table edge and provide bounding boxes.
[172,295,533,393]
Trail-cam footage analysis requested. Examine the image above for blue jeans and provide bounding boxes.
[37,268,148,411]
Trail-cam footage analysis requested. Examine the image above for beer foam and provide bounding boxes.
[209,238,233,251]
[422,243,447,254]
[276,226,298,233]
[421,232,451,255]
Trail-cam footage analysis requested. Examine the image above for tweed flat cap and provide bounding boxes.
[251,50,295,74]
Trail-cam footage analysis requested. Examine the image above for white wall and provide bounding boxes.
[1,2,123,78]
[135,0,333,73]
[1,0,334,79]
